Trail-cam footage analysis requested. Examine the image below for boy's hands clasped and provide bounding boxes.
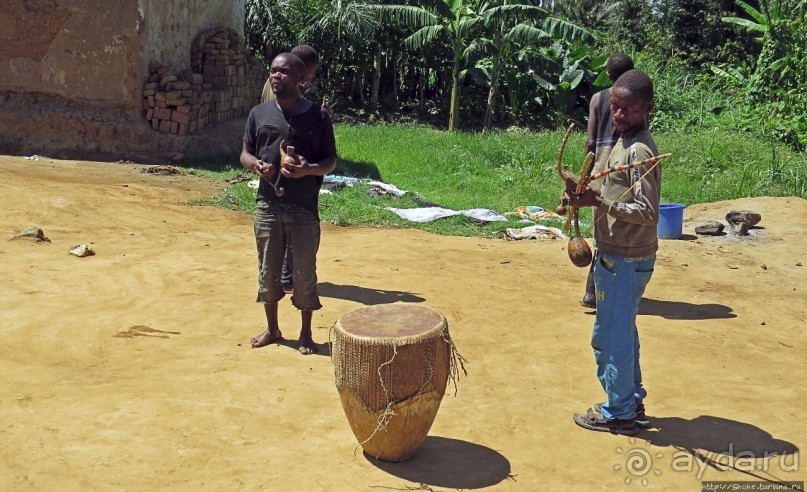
[280,154,312,178]
[253,156,313,180]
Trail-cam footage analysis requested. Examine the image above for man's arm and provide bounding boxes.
[585,91,600,156]
[310,156,337,176]
[281,155,336,178]
[599,144,660,226]
[599,172,660,226]
[322,96,337,117]
[241,142,275,179]
[565,144,661,226]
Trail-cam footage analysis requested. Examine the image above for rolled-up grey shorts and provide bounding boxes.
[254,200,322,310]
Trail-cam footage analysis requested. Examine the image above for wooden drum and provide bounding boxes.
[332,304,452,462]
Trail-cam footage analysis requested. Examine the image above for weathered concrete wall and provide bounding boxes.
[0,0,248,162]
[140,0,244,78]
[0,0,143,106]
[0,0,246,104]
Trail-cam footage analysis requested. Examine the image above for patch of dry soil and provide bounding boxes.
[1,156,804,490]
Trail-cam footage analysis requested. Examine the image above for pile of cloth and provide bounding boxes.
[500,224,566,241]
[507,205,564,222]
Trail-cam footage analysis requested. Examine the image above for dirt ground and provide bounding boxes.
[1,155,805,491]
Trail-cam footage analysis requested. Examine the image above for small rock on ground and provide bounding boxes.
[69,245,95,257]
[12,226,50,242]
[695,220,725,236]
[726,210,762,227]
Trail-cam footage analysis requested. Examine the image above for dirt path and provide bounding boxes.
[1,155,804,491]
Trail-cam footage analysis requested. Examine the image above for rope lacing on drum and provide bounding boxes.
[443,332,468,397]
[354,344,399,457]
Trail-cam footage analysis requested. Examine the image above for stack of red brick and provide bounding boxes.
[143,64,211,135]
[143,26,265,136]
[191,27,264,124]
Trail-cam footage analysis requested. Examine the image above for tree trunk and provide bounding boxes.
[371,47,381,112]
[417,63,427,115]
[358,69,366,106]
[483,65,501,132]
[448,52,461,132]
[352,70,361,103]
[503,72,519,122]
[391,49,398,105]
[484,36,504,132]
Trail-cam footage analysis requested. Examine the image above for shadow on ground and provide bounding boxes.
[336,158,382,181]
[318,282,424,305]
[275,338,331,357]
[662,233,700,241]
[639,298,736,319]
[637,415,801,487]
[365,436,513,489]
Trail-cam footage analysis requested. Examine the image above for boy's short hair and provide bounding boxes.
[606,53,634,81]
[612,69,654,103]
[291,45,319,69]
[274,53,305,73]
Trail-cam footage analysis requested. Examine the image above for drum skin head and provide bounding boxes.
[336,304,446,339]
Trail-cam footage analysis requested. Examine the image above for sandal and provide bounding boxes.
[594,402,652,428]
[573,409,639,435]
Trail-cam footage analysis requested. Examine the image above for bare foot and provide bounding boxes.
[298,334,318,355]
[250,328,282,348]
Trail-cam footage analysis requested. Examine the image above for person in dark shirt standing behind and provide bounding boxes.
[580,53,635,309]
[240,53,337,355]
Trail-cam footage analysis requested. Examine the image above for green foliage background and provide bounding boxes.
[218,0,807,238]
[245,0,806,149]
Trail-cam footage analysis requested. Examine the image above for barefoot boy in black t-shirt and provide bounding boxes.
[240,53,337,355]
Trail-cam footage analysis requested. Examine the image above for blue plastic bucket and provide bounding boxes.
[658,203,685,239]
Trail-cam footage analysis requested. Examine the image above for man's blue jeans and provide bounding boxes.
[592,252,655,420]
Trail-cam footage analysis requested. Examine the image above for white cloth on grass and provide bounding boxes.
[325,175,365,187]
[462,208,508,222]
[368,181,408,197]
[385,207,460,222]
[504,224,567,240]
[384,207,508,223]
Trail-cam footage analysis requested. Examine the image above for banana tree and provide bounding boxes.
[549,0,622,31]
[305,0,382,107]
[496,41,603,128]
[372,0,486,131]
[468,1,594,130]
[720,0,806,97]
[245,0,306,62]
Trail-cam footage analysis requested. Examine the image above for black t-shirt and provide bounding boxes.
[244,100,337,218]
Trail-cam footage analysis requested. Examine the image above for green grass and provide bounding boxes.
[655,130,807,202]
[185,168,257,213]
[184,123,806,238]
